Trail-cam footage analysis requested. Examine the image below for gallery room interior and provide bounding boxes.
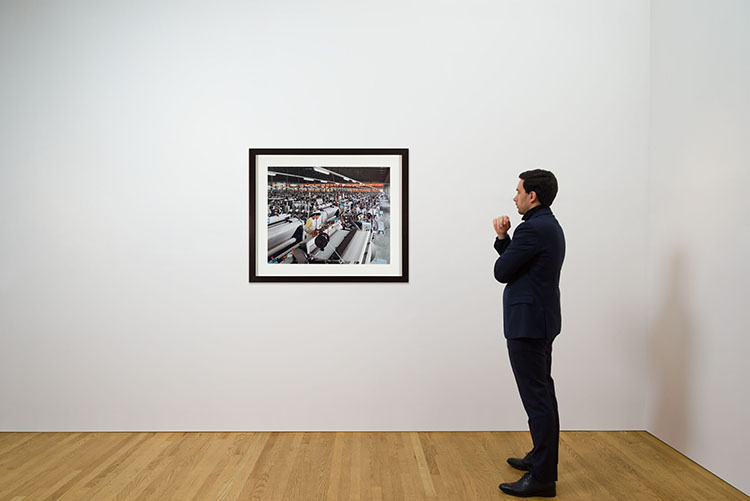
[1,0,748,498]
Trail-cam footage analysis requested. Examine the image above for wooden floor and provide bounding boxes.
[0,431,745,500]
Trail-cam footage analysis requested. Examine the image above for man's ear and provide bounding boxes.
[529,191,538,203]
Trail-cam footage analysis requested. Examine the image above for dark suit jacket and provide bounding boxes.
[494,206,565,339]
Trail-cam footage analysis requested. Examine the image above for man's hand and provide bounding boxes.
[493,216,511,239]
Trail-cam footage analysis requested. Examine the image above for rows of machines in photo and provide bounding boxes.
[266,166,390,264]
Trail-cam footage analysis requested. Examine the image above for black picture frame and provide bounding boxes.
[249,148,409,282]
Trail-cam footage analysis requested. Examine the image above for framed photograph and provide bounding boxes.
[249,148,409,282]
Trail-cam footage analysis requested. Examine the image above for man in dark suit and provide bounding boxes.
[493,170,565,498]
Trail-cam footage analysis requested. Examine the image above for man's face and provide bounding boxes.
[513,179,533,215]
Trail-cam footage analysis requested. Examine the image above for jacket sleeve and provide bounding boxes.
[494,235,510,255]
[493,222,538,283]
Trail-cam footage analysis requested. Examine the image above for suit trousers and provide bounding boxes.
[507,337,560,483]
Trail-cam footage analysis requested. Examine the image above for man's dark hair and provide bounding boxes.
[519,169,558,207]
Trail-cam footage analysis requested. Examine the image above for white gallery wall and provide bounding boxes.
[0,0,650,432]
[647,0,750,494]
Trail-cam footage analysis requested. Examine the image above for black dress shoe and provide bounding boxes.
[499,472,556,498]
[507,456,531,471]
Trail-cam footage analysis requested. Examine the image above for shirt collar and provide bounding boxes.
[522,205,546,221]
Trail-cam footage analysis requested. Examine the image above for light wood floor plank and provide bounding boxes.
[50,433,138,500]
[0,431,745,500]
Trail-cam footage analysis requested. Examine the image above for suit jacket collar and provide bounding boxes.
[522,205,552,221]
